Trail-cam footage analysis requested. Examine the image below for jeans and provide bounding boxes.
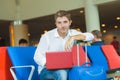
[39,68,68,80]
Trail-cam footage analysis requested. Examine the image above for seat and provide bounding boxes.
[0,47,13,80]
[86,46,109,71]
[7,46,39,80]
[101,45,120,70]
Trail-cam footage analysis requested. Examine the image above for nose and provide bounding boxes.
[61,22,66,27]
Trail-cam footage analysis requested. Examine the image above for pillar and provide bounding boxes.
[84,0,100,32]
[9,23,29,46]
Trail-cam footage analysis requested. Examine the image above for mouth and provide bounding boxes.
[61,28,68,34]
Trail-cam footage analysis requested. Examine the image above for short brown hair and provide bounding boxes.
[92,30,102,38]
[113,36,117,39]
[19,38,28,45]
[54,10,71,21]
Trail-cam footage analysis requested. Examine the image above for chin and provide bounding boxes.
[60,30,67,33]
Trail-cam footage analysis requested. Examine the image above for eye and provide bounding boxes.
[56,21,61,24]
[63,21,68,23]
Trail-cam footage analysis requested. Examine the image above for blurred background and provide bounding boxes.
[0,0,120,46]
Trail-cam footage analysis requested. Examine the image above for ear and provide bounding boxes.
[69,20,72,25]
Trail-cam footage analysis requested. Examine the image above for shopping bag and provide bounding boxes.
[69,62,106,80]
[69,41,107,80]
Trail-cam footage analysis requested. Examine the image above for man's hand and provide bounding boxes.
[65,36,74,51]
[65,34,86,51]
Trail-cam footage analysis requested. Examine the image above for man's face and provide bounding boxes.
[55,16,72,34]
[19,43,28,46]
[92,34,96,42]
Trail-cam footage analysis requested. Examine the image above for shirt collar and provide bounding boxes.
[54,28,72,38]
[54,28,59,37]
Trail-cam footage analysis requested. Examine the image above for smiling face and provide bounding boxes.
[54,10,72,38]
[55,16,72,37]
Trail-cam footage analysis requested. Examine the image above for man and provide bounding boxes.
[34,10,94,80]
[19,38,28,46]
[111,36,120,55]
[91,30,104,46]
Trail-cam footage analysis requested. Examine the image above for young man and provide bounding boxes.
[34,10,94,80]
[111,36,120,55]
[91,30,104,46]
[19,38,28,46]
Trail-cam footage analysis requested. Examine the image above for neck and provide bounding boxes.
[58,31,67,38]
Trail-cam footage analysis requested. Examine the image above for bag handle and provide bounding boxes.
[74,40,88,66]
[76,43,80,66]
[81,62,91,67]
[84,41,89,66]
[74,40,83,66]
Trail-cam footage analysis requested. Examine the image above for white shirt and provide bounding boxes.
[34,28,94,73]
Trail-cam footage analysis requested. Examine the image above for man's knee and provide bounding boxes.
[55,70,68,79]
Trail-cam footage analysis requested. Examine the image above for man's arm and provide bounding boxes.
[65,33,94,51]
[34,34,49,67]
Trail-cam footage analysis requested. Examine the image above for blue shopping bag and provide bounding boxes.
[69,63,107,80]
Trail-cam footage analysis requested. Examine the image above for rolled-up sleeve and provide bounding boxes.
[82,33,94,41]
[34,35,48,67]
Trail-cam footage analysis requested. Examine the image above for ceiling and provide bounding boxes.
[0,0,120,45]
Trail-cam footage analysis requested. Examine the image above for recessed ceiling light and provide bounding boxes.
[114,25,118,28]
[116,17,120,20]
[76,28,81,31]
[27,33,30,36]
[103,30,106,33]
[44,30,48,33]
[80,10,84,14]
[101,24,106,27]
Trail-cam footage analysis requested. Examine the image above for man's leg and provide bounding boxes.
[53,69,68,80]
[39,68,55,80]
